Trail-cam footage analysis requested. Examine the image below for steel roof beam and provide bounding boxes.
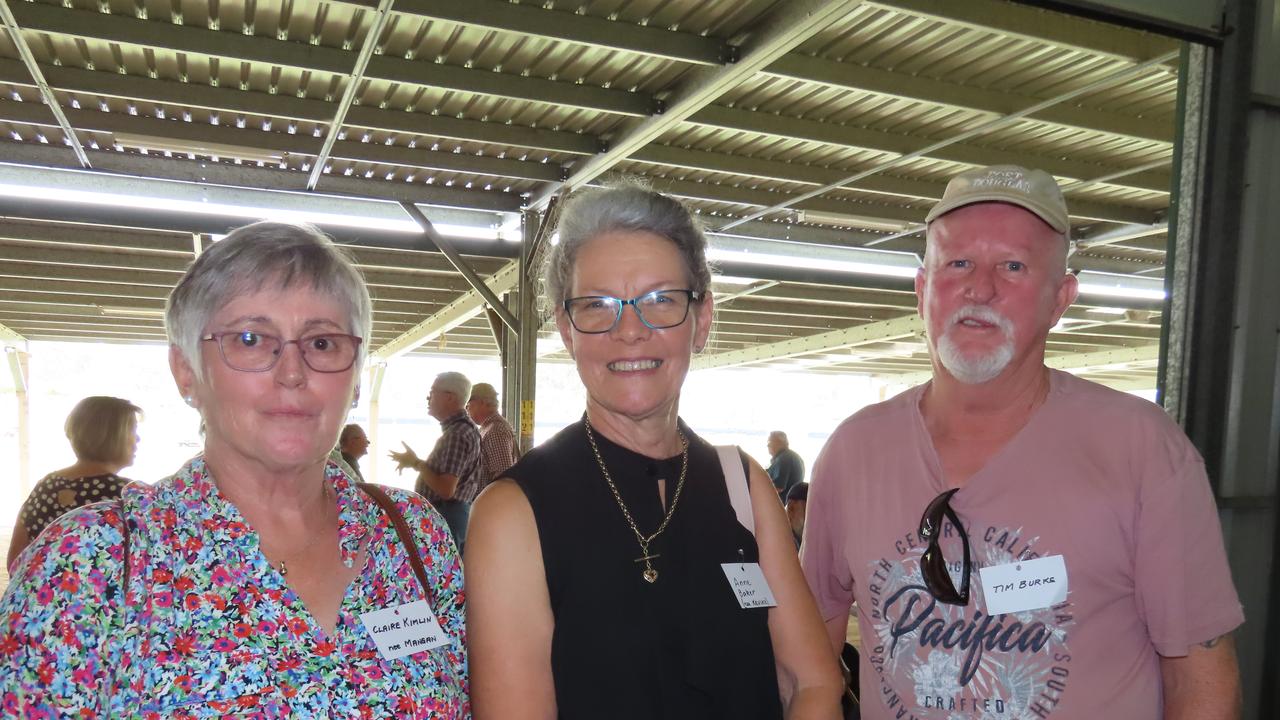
[8,3,350,74]
[692,313,924,370]
[0,57,600,156]
[0,286,165,307]
[870,0,1180,64]
[370,261,520,361]
[525,0,867,210]
[0,94,565,183]
[0,242,188,272]
[688,105,1172,196]
[632,149,1155,225]
[0,144,523,214]
[0,320,26,346]
[0,219,192,251]
[308,0,398,190]
[0,281,169,303]
[364,56,654,117]
[0,0,91,168]
[389,0,729,66]
[717,49,1179,232]
[10,4,654,117]
[764,54,1172,144]
[0,261,178,287]
[644,176,926,226]
[400,201,518,332]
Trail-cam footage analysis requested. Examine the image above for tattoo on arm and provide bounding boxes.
[1199,634,1229,649]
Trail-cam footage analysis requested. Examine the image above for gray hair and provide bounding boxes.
[165,221,372,378]
[339,423,366,443]
[544,181,713,308]
[433,371,472,402]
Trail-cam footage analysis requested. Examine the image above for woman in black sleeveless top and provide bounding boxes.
[466,184,842,719]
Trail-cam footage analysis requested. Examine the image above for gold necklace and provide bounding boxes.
[265,483,334,577]
[584,417,688,584]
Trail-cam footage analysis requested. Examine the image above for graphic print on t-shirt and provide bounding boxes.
[864,521,1075,718]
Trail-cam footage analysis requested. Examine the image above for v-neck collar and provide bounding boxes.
[175,456,373,568]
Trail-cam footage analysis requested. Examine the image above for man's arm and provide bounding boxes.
[1160,633,1241,720]
[415,461,460,499]
[391,441,460,498]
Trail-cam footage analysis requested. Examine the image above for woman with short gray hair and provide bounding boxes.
[0,221,469,716]
[467,184,842,719]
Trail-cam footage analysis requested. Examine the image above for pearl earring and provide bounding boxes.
[183,395,195,407]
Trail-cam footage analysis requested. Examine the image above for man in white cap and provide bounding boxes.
[802,165,1243,718]
[466,382,517,493]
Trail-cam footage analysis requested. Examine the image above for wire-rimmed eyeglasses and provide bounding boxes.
[918,488,972,606]
[562,289,701,334]
[202,331,363,373]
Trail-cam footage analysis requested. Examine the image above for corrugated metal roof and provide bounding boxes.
[0,0,1184,388]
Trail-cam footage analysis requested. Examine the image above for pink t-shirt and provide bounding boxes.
[802,370,1243,719]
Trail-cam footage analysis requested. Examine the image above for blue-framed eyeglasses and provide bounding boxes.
[562,289,701,334]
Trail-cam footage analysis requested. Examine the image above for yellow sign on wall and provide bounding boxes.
[520,399,535,437]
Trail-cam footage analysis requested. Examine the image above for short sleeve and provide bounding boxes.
[800,441,856,622]
[1133,449,1244,656]
[0,501,128,713]
[427,426,480,479]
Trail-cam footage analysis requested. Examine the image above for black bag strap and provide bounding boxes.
[357,482,432,598]
[115,484,432,600]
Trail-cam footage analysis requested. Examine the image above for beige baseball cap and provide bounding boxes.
[469,382,498,402]
[925,165,1069,235]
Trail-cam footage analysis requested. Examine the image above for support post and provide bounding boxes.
[517,209,540,453]
[6,348,30,497]
[1168,0,1279,715]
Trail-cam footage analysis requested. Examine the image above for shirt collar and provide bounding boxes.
[439,409,474,429]
[174,455,371,568]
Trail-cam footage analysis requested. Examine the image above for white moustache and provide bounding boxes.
[945,305,1014,338]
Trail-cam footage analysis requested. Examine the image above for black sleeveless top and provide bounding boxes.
[507,418,783,720]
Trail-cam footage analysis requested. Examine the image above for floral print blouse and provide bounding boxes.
[0,457,469,718]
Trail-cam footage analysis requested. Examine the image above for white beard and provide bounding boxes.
[932,305,1016,384]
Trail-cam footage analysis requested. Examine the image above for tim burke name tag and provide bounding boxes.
[721,563,777,609]
[360,600,450,660]
[979,554,1069,616]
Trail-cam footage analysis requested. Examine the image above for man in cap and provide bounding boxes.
[466,382,517,493]
[801,165,1243,718]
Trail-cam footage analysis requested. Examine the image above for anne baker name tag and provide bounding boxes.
[721,563,777,609]
[979,555,1069,616]
[360,600,450,660]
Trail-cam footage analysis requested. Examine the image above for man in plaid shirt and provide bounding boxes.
[391,371,482,550]
[466,382,518,492]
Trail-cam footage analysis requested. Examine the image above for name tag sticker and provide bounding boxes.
[979,554,1069,616]
[721,563,777,609]
[360,600,450,660]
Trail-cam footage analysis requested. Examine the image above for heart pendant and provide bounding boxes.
[642,568,659,583]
